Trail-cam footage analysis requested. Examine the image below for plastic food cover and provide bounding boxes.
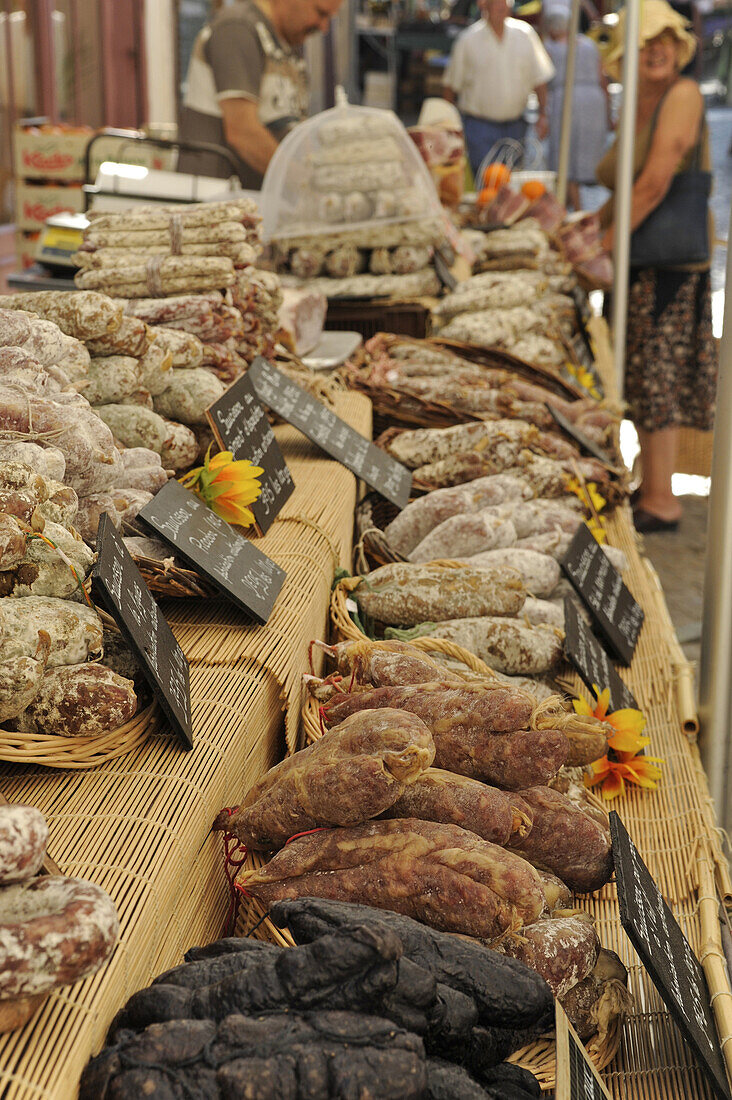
[262,90,443,244]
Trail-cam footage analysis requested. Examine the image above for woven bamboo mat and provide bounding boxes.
[539,507,728,1097]
[0,393,369,1099]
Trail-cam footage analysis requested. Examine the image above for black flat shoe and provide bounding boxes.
[633,508,680,534]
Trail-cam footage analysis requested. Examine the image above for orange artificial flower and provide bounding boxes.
[575,687,663,800]
[179,446,263,528]
[585,751,665,801]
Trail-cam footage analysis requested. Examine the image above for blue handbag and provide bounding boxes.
[630,116,711,268]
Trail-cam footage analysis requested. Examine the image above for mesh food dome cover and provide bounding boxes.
[262,90,443,243]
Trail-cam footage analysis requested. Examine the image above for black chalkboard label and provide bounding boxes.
[572,285,592,329]
[248,357,412,509]
[563,597,637,712]
[139,480,286,624]
[561,525,644,666]
[92,515,193,750]
[611,812,731,1100]
[571,330,595,370]
[434,247,458,291]
[206,373,294,536]
[546,404,616,469]
[555,1002,611,1100]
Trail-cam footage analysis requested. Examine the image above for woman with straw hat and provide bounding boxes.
[596,0,717,533]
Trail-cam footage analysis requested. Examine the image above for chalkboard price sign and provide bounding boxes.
[92,514,193,750]
[248,357,412,509]
[139,480,286,624]
[563,597,637,712]
[611,812,732,1100]
[562,524,644,666]
[434,247,458,291]
[555,1002,611,1100]
[206,373,294,536]
[546,405,616,469]
[572,285,593,330]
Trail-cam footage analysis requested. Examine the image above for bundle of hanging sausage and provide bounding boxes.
[82,897,556,1099]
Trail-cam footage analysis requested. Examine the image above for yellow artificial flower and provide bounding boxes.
[563,362,602,401]
[565,477,607,516]
[573,687,649,754]
[575,686,663,799]
[585,516,607,545]
[179,446,263,528]
[585,752,665,801]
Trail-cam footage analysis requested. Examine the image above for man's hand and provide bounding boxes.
[535,111,548,141]
[220,98,280,177]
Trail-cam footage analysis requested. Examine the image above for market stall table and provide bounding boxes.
[0,391,371,1100]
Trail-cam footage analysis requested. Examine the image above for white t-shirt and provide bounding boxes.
[444,17,555,120]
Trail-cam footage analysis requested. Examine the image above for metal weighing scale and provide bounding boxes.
[36,211,89,271]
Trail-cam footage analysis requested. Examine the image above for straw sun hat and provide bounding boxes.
[603,0,696,81]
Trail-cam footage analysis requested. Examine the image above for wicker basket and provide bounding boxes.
[340,356,476,432]
[0,700,159,770]
[352,333,585,401]
[354,494,404,571]
[675,427,713,478]
[131,554,219,600]
[374,423,626,502]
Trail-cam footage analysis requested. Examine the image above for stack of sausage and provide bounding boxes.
[357,334,616,448]
[82,897,550,1098]
[216,638,629,1056]
[268,108,446,300]
[431,270,578,372]
[73,199,261,291]
[462,189,613,290]
[72,199,289,383]
[0,804,118,1030]
[0,292,213,491]
[0,302,189,736]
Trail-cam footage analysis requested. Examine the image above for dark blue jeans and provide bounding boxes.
[462,113,528,182]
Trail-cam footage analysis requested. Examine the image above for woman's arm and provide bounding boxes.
[601,78,703,250]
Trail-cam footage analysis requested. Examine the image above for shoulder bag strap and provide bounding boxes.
[648,85,705,170]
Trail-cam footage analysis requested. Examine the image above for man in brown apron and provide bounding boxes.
[179,0,342,189]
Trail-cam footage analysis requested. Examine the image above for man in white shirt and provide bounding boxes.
[443,0,555,178]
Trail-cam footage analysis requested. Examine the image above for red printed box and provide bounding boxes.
[14,230,41,269]
[15,126,176,182]
[15,182,85,230]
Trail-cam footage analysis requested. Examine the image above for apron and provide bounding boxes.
[255,21,308,141]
